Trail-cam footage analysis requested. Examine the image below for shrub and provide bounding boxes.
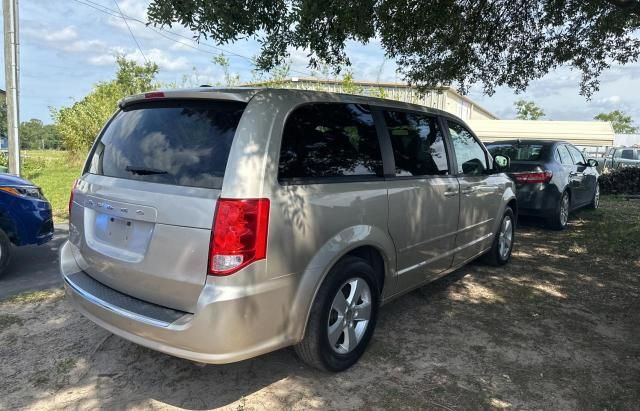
[600,167,640,194]
[22,157,46,181]
[52,57,159,155]
[0,152,46,181]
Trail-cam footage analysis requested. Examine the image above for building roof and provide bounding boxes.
[614,134,640,147]
[468,120,615,147]
[244,77,499,119]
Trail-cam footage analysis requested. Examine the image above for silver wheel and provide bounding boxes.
[498,215,514,260]
[593,184,600,209]
[560,193,569,226]
[327,277,372,354]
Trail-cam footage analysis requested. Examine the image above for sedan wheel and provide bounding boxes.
[549,191,570,230]
[589,183,600,209]
[560,193,569,227]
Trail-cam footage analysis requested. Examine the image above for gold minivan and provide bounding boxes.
[61,88,516,371]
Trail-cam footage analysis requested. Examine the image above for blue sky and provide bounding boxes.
[5,0,640,125]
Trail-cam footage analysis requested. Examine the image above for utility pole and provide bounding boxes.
[3,0,20,175]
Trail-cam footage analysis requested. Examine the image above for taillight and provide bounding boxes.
[208,198,270,276]
[68,179,78,217]
[510,170,553,184]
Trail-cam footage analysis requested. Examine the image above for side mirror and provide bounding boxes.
[587,159,599,168]
[493,155,510,172]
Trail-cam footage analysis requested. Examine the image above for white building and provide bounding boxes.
[245,77,615,148]
[247,77,498,121]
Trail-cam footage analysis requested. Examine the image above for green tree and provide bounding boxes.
[147,1,640,97]
[19,119,63,149]
[212,54,240,86]
[514,100,545,120]
[594,110,638,134]
[340,71,363,95]
[52,57,159,154]
[0,95,7,137]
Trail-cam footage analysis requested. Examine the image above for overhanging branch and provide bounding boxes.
[604,0,640,17]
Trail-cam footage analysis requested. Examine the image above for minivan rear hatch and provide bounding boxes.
[70,98,247,312]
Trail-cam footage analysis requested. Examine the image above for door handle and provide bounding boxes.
[461,187,477,195]
[443,190,458,197]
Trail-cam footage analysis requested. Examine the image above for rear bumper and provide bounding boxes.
[515,183,561,217]
[60,240,298,364]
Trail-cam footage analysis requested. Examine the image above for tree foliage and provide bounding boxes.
[52,57,159,154]
[594,110,638,134]
[146,0,640,97]
[0,95,6,137]
[514,100,545,120]
[19,119,62,150]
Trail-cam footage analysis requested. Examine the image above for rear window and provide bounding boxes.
[278,103,383,181]
[487,143,544,161]
[87,100,246,189]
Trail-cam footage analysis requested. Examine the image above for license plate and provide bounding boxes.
[94,213,132,246]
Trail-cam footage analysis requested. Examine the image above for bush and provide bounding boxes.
[22,157,46,181]
[600,167,640,194]
[0,152,46,181]
[52,57,159,154]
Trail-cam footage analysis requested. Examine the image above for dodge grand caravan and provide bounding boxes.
[61,88,516,371]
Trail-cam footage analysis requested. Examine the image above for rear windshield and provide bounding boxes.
[487,143,545,161]
[86,100,246,189]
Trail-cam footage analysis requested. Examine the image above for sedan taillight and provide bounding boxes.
[510,170,553,184]
[208,198,270,276]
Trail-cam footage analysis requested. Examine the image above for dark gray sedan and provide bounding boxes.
[487,140,599,230]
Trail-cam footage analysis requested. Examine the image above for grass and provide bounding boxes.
[22,150,83,223]
[1,289,63,304]
[572,195,640,261]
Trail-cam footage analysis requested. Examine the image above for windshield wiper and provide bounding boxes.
[125,166,169,175]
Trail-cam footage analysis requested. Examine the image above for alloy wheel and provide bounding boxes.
[498,215,514,260]
[560,194,569,227]
[327,277,372,354]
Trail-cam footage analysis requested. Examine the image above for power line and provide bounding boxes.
[71,0,317,78]
[111,0,148,64]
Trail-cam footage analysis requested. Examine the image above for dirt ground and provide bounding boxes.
[1,200,639,410]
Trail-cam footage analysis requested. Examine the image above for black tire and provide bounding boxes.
[548,191,570,230]
[588,182,600,209]
[0,228,12,278]
[294,256,380,372]
[482,207,515,266]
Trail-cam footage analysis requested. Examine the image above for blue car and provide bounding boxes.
[0,173,54,276]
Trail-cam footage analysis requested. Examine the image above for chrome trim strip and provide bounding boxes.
[397,232,493,275]
[64,275,173,328]
[399,218,493,253]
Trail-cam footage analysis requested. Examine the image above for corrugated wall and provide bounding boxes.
[467,120,615,147]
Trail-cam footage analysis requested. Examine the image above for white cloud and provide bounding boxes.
[596,95,621,105]
[90,47,189,72]
[63,39,108,53]
[24,25,78,43]
[88,53,119,66]
[44,26,78,42]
